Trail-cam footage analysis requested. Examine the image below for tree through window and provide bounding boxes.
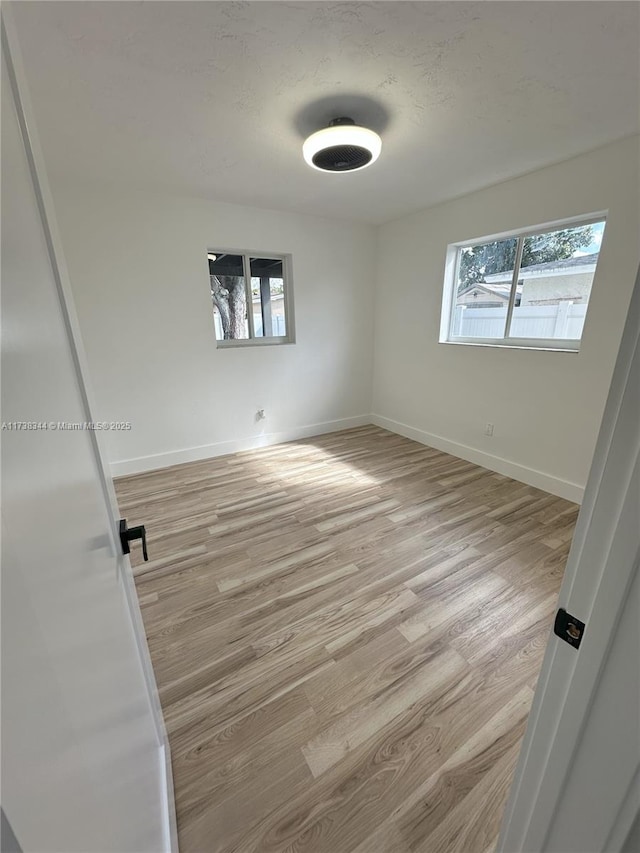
[208,251,293,345]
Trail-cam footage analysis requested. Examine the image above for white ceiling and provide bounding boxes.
[12,1,640,224]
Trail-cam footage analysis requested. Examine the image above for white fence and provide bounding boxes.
[254,315,286,337]
[452,302,587,340]
[214,312,286,340]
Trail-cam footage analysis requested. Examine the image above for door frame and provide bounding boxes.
[1,7,178,851]
[497,263,640,851]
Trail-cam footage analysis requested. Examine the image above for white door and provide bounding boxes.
[1,16,175,853]
[498,263,640,852]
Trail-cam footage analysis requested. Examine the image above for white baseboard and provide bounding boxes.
[371,413,584,504]
[111,412,584,503]
[111,415,371,478]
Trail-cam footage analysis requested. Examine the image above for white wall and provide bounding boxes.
[372,136,640,502]
[53,185,376,475]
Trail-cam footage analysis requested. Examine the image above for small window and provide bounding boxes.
[441,216,606,351]
[207,250,294,346]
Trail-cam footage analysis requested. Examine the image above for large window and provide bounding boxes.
[440,216,606,351]
[207,250,294,346]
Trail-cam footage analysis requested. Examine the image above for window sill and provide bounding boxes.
[216,337,295,349]
[439,339,580,353]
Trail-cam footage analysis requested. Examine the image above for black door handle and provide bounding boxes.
[119,518,149,562]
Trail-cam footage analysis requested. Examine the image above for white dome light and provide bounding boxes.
[302,118,382,173]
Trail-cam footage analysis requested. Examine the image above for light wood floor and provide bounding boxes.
[115,426,578,853]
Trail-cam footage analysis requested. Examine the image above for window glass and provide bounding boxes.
[443,217,606,350]
[208,253,249,341]
[250,258,286,338]
[509,222,604,340]
[453,238,518,338]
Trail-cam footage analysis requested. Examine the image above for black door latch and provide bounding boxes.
[119,518,149,562]
[554,608,585,649]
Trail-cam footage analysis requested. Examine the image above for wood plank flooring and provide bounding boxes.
[115,426,578,853]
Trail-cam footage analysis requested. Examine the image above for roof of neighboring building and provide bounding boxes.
[485,251,599,282]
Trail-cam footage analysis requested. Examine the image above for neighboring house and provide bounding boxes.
[484,252,599,306]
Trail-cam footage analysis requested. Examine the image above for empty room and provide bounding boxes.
[2,2,639,852]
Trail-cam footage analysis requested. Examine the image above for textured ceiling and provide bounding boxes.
[11,1,640,224]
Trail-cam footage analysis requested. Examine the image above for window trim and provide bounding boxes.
[439,211,607,353]
[208,248,295,348]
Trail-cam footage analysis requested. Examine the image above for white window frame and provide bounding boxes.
[439,212,607,352]
[208,249,295,348]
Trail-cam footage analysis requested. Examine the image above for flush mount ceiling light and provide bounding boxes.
[302,117,382,173]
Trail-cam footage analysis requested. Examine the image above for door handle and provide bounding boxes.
[119,518,149,562]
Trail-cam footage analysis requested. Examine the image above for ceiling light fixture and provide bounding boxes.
[302,117,382,173]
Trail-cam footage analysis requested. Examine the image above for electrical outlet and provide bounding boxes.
[485,422,494,436]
